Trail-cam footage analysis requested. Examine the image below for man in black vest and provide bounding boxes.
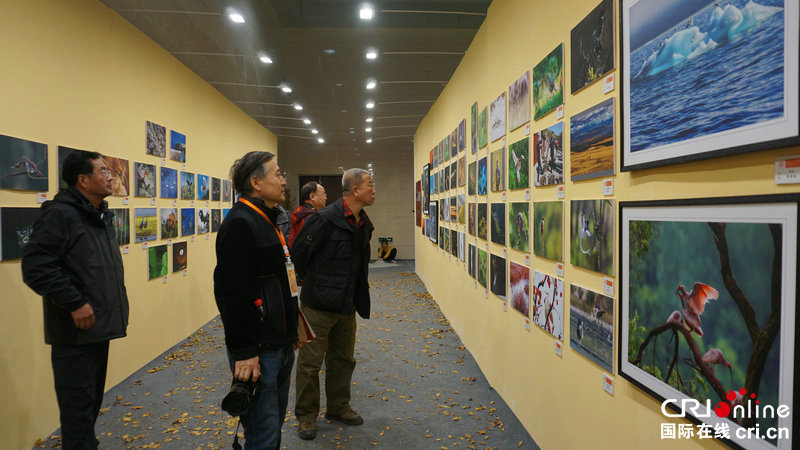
[291,168,375,440]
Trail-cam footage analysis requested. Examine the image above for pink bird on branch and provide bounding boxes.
[676,282,719,337]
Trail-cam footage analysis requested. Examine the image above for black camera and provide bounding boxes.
[221,379,259,417]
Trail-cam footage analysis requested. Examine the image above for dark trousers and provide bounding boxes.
[382,248,397,262]
[51,341,110,450]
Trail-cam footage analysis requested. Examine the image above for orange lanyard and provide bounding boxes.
[239,198,291,260]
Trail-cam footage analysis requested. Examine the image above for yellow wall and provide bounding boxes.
[414,0,798,449]
[0,1,276,447]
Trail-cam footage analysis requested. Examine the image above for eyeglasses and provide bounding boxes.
[90,169,112,177]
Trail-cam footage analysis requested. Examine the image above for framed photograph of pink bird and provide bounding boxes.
[620,195,799,450]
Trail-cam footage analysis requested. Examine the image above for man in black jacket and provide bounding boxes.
[214,151,299,449]
[22,150,129,449]
[291,168,375,440]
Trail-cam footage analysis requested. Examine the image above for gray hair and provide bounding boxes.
[342,168,370,195]
[230,151,275,195]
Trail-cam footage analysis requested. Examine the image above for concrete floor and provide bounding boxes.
[35,262,537,449]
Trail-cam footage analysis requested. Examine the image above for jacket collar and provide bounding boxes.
[240,194,280,223]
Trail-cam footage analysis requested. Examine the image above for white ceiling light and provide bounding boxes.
[366,138,373,143]
[303,118,311,125]
[359,4,374,20]
[279,83,292,93]
[311,129,319,134]
[365,49,378,60]
[228,12,245,23]
[365,79,377,90]
[365,127,372,132]
[258,54,273,64]
[323,48,336,54]
[365,117,373,123]
[293,104,303,111]
[317,138,325,143]
[365,100,375,109]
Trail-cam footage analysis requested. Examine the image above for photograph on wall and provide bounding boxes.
[508,202,530,253]
[445,227,452,253]
[147,244,168,280]
[451,128,458,158]
[181,208,195,236]
[222,208,231,220]
[445,135,451,162]
[477,203,488,240]
[110,208,130,246]
[172,241,187,272]
[160,208,178,239]
[468,203,476,235]
[532,270,564,340]
[571,0,615,94]
[434,143,439,168]
[170,130,186,162]
[477,157,488,195]
[570,284,614,373]
[57,146,80,190]
[508,71,532,131]
[490,92,507,142]
[509,261,531,318]
[533,201,564,262]
[197,174,210,200]
[468,244,477,278]
[457,194,466,224]
[508,137,530,190]
[449,162,457,190]
[451,229,458,257]
[449,196,457,222]
[478,106,489,148]
[490,147,505,192]
[222,180,232,203]
[0,207,40,261]
[134,162,156,198]
[180,171,195,200]
[422,164,430,214]
[439,228,445,250]
[145,120,167,158]
[468,161,477,196]
[429,201,438,244]
[471,102,479,153]
[134,208,157,243]
[459,119,467,152]
[533,43,565,120]
[104,156,130,196]
[416,180,422,227]
[160,167,178,199]
[0,134,48,192]
[458,157,466,187]
[440,197,448,223]
[620,195,798,450]
[458,231,465,261]
[570,199,615,276]
[211,177,221,202]
[490,202,506,246]
[533,122,565,187]
[490,253,507,301]
[444,165,450,192]
[570,98,615,181]
[478,248,488,288]
[197,208,210,234]
[622,0,799,171]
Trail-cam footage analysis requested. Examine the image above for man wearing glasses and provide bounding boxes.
[22,150,129,449]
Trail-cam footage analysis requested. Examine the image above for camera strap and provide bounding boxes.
[232,418,242,450]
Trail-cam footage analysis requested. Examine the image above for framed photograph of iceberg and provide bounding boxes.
[621,0,799,170]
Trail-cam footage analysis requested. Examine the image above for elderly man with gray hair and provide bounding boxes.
[290,168,376,440]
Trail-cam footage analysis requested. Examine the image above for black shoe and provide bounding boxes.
[297,421,317,440]
[324,410,364,425]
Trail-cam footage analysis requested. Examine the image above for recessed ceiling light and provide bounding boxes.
[365,117,373,123]
[317,138,325,143]
[365,49,378,60]
[342,109,347,113]
[323,48,336,54]
[366,138,373,143]
[279,83,292,93]
[228,12,245,23]
[311,129,319,134]
[366,79,377,90]
[365,101,375,109]
[349,130,355,134]
[303,118,311,125]
[365,127,372,132]
[259,54,272,64]
[359,4,374,20]
[293,104,303,111]
[336,82,343,87]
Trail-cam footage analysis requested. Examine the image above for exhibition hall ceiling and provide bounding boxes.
[101,0,491,162]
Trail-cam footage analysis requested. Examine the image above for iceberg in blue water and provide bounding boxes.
[634,1,782,80]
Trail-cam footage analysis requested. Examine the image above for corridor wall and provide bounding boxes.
[0,1,276,447]
[414,0,799,449]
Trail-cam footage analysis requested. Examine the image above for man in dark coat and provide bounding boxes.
[288,181,327,248]
[214,151,299,449]
[290,168,375,440]
[22,150,129,449]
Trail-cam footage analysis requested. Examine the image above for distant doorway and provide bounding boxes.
[298,175,342,208]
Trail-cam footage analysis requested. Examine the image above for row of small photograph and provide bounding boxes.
[431,0,615,168]
[425,199,614,277]
[146,241,188,280]
[0,207,229,261]
[0,134,230,201]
